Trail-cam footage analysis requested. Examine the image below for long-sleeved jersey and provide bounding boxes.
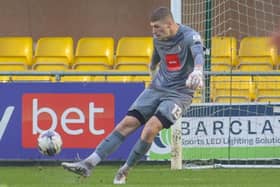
[150,24,204,95]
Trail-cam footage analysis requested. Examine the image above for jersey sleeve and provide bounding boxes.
[189,32,204,66]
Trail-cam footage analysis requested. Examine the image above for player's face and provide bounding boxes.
[150,20,171,40]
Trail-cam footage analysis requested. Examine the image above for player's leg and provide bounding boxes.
[112,88,164,184]
[61,115,141,177]
[94,87,162,164]
[113,116,163,184]
[113,95,190,184]
[62,88,161,177]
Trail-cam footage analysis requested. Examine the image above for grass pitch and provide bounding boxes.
[0,164,279,187]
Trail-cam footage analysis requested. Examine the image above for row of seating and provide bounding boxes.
[0,36,153,71]
[1,36,279,73]
[0,36,279,103]
[192,75,280,103]
[0,36,153,82]
[211,36,279,71]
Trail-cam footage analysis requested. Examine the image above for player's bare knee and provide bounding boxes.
[115,116,141,136]
[141,119,163,142]
[141,126,157,142]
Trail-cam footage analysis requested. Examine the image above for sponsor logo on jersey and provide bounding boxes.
[165,54,181,71]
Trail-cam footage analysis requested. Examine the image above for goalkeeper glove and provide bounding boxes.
[186,66,203,90]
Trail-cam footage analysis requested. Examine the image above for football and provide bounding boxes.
[37,130,63,156]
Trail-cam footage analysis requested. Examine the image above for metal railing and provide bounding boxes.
[0,71,150,82]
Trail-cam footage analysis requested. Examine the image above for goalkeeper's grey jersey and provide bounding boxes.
[150,24,204,95]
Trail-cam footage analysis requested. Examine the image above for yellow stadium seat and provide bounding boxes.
[106,76,133,82]
[27,37,73,81]
[254,76,280,102]
[0,37,33,67]
[93,76,107,82]
[132,75,151,82]
[115,37,153,71]
[32,37,73,71]
[211,75,255,103]
[12,71,54,82]
[72,37,114,71]
[211,37,237,71]
[192,89,204,103]
[0,37,33,82]
[278,56,280,69]
[0,75,10,83]
[237,37,278,71]
[60,76,93,82]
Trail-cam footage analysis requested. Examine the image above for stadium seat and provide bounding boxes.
[0,37,33,82]
[106,76,133,82]
[93,76,107,82]
[32,37,73,71]
[72,37,114,71]
[106,71,134,82]
[60,76,93,82]
[115,37,153,71]
[211,75,255,103]
[192,89,203,103]
[26,37,73,81]
[254,76,280,102]
[62,37,114,82]
[278,55,280,69]
[211,36,237,71]
[237,37,278,71]
[0,37,33,68]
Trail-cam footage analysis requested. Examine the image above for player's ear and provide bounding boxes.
[162,17,171,27]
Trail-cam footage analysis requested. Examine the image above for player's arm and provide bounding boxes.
[186,33,205,90]
[149,46,160,78]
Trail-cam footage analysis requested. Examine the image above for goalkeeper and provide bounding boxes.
[62,6,204,184]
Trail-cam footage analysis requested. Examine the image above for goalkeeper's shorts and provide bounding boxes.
[127,87,192,129]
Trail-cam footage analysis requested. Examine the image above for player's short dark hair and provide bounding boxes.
[150,7,174,22]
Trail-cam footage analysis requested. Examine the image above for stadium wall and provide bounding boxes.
[0,0,169,44]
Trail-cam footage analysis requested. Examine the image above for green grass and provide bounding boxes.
[0,164,279,187]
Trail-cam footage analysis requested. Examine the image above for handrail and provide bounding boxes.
[1,71,280,76]
[0,71,150,81]
[0,71,280,78]
[204,71,280,76]
[0,71,150,76]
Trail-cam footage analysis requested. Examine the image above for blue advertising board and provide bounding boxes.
[0,82,145,161]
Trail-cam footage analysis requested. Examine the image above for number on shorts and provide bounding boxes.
[172,104,182,120]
